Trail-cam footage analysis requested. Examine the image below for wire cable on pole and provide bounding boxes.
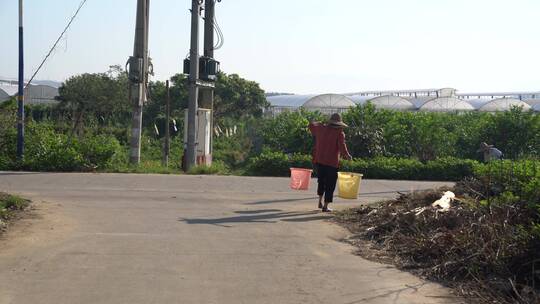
[25,0,89,89]
[212,14,224,50]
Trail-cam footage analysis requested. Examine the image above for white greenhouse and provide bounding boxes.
[478,98,532,112]
[266,88,540,114]
[348,95,371,105]
[419,97,475,112]
[367,95,416,110]
[266,94,355,116]
[0,80,59,104]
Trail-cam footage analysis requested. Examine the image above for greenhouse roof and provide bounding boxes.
[267,94,355,109]
[479,98,532,112]
[0,84,18,97]
[301,94,355,109]
[266,94,316,107]
[368,95,416,110]
[419,97,474,112]
[267,89,540,113]
[0,83,59,104]
[348,95,371,104]
[464,98,494,110]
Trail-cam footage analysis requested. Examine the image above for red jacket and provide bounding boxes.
[309,122,350,168]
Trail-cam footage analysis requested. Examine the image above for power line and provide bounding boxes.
[25,0,89,89]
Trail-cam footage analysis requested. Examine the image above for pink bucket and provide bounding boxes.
[290,168,313,190]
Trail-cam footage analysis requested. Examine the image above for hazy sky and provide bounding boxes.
[1,0,539,94]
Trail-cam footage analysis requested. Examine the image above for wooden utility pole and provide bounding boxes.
[128,0,150,164]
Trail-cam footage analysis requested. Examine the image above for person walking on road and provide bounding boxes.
[309,113,352,212]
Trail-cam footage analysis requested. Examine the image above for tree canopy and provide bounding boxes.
[56,68,268,135]
[56,66,130,133]
[214,72,268,120]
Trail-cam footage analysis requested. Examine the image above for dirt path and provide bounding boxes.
[0,172,459,304]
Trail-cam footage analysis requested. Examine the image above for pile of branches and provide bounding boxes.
[335,182,540,303]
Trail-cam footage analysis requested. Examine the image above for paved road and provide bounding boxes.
[0,172,457,304]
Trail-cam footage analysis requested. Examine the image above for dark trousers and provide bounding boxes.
[316,163,338,203]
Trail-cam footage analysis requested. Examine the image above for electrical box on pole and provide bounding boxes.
[183,57,220,81]
[183,108,212,166]
[128,56,144,83]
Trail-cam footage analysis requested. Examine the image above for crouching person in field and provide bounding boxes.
[478,142,503,162]
[309,113,352,212]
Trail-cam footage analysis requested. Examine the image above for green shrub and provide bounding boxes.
[0,99,17,170]
[23,125,84,172]
[213,121,253,168]
[247,151,478,181]
[187,161,229,175]
[11,123,124,172]
[473,160,540,206]
[480,108,540,158]
[290,153,313,170]
[367,157,423,180]
[257,110,325,155]
[246,152,313,177]
[79,134,122,169]
[341,157,478,181]
[342,103,386,158]
[422,157,478,181]
[246,150,291,176]
[260,105,540,161]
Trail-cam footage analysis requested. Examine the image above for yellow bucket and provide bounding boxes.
[337,172,363,199]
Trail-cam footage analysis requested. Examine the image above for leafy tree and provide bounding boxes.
[56,67,129,134]
[480,107,540,158]
[258,110,325,155]
[343,103,386,158]
[144,74,189,135]
[408,113,457,161]
[145,72,267,137]
[214,72,268,121]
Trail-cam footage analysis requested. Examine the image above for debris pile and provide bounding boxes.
[335,184,540,303]
[0,192,31,233]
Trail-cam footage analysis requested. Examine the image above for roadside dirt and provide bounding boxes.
[0,200,75,256]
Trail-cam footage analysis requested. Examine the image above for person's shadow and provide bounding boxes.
[179,209,330,227]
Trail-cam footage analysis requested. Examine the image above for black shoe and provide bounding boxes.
[322,207,333,213]
[318,202,323,209]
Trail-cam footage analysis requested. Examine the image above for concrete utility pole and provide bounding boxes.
[203,0,215,60]
[200,0,215,156]
[17,0,24,160]
[128,0,150,164]
[162,80,170,167]
[185,0,202,171]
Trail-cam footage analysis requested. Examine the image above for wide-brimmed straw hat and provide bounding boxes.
[328,113,348,128]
